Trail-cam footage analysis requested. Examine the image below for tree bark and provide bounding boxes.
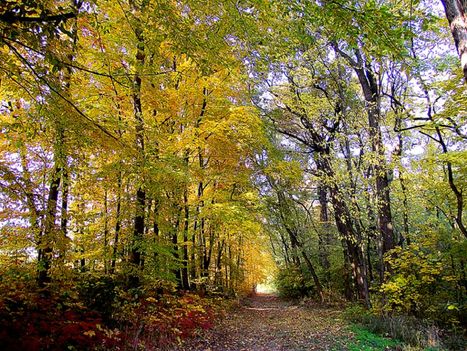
[169,202,182,286]
[128,1,147,287]
[110,171,122,274]
[182,187,190,290]
[38,158,61,287]
[441,0,467,82]
[318,185,331,285]
[333,46,395,274]
[318,155,371,307]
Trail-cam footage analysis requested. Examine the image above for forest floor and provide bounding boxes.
[175,293,365,351]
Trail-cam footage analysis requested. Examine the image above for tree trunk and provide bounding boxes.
[37,0,81,286]
[172,204,182,287]
[128,1,146,287]
[333,46,395,278]
[60,166,69,238]
[300,249,324,302]
[215,240,225,288]
[110,171,122,274]
[318,185,331,284]
[318,154,371,307]
[182,188,190,290]
[441,0,467,82]
[103,189,109,274]
[38,158,61,287]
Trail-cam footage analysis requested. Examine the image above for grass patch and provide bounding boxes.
[342,325,402,351]
[341,305,467,350]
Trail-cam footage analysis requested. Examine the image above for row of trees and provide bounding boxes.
[0,1,465,328]
[254,0,466,326]
[0,0,273,294]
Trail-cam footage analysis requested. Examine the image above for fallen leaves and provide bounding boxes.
[175,294,352,351]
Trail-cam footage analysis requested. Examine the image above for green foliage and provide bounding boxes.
[381,237,466,327]
[274,266,313,299]
[344,305,444,349]
[77,274,118,322]
[341,325,402,351]
[0,0,466,348]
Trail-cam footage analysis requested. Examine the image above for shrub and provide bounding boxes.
[343,304,467,350]
[113,290,217,349]
[0,286,118,350]
[381,241,466,327]
[77,273,118,322]
[274,266,312,299]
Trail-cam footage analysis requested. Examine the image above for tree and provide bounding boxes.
[441,0,467,81]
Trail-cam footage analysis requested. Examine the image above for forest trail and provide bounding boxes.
[177,294,351,351]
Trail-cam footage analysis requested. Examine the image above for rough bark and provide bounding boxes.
[171,200,182,287]
[441,0,467,81]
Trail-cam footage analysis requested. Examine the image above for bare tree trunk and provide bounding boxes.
[103,189,109,274]
[441,0,467,81]
[128,0,147,287]
[215,239,225,288]
[300,249,324,302]
[318,185,331,282]
[60,166,69,238]
[319,154,371,307]
[38,150,62,286]
[110,171,122,274]
[182,188,190,290]
[274,188,324,301]
[172,203,182,287]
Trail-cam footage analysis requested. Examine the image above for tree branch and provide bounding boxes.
[0,12,76,24]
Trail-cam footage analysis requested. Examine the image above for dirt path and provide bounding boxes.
[177,294,352,351]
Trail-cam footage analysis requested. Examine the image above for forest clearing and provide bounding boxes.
[0,0,466,350]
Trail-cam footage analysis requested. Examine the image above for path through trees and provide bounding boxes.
[177,294,351,351]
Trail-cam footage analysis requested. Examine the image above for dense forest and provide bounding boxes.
[0,0,466,350]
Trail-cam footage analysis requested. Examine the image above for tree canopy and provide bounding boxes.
[0,0,465,349]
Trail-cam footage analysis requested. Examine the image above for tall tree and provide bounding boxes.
[441,0,467,81]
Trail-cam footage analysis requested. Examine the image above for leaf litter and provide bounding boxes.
[174,293,353,351]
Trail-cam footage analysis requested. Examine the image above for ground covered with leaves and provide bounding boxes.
[176,293,383,351]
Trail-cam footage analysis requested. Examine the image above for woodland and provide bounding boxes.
[0,0,466,350]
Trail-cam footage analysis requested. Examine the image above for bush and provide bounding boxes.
[77,273,118,322]
[0,281,118,351]
[343,304,467,350]
[381,241,466,327]
[113,290,217,349]
[274,266,313,299]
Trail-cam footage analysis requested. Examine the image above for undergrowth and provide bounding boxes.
[0,269,226,350]
[343,305,466,350]
[338,325,403,351]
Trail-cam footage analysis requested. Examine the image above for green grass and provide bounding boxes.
[344,325,402,350]
[334,325,445,351]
